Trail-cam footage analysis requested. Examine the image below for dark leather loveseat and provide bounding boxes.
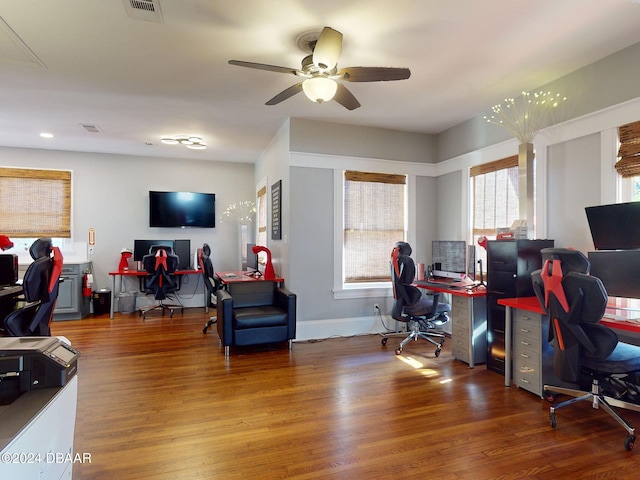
[216,281,296,356]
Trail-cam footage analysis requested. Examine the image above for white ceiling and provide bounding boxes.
[1,0,640,164]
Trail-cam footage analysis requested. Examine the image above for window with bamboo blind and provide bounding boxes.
[0,167,71,238]
[256,185,268,264]
[470,155,519,240]
[343,170,406,283]
[616,121,640,178]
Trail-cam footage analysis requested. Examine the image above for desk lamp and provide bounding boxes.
[252,245,275,280]
[0,235,13,251]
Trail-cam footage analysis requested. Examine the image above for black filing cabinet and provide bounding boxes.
[486,239,553,375]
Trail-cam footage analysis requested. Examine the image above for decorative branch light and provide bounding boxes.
[221,200,256,225]
[484,91,567,144]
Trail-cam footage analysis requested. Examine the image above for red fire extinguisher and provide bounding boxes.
[83,273,93,297]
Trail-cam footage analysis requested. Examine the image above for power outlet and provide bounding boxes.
[88,246,94,256]
[373,303,380,315]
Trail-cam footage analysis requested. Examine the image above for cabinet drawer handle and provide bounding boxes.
[520,328,530,333]
[520,341,530,346]
[520,353,530,358]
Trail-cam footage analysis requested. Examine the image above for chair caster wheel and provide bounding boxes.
[435,347,441,357]
[543,390,556,403]
[203,326,209,334]
[381,337,388,346]
[395,348,402,355]
[625,435,635,451]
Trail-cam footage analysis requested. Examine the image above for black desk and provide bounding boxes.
[0,285,23,326]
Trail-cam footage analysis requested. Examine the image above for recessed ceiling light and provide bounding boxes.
[40,132,54,138]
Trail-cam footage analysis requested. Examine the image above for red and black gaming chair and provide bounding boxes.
[139,246,183,319]
[3,238,63,336]
[383,241,450,356]
[532,247,640,451]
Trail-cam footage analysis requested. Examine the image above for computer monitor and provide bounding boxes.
[246,243,257,271]
[133,239,175,262]
[431,240,466,280]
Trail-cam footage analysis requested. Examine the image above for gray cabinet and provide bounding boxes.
[450,294,487,368]
[54,261,91,320]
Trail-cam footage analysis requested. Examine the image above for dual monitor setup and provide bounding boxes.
[133,239,193,271]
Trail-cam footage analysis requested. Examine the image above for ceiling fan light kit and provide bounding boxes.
[302,76,337,103]
[229,26,410,110]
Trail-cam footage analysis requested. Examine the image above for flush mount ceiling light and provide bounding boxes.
[161,135,206,150]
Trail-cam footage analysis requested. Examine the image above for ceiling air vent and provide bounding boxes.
[123,0,164,23]
[80,124,101,134]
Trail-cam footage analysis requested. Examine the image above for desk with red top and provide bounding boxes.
[216,271,284,294]
[415,279,487,368]
[108,269,200,319]
[498,296,640,391]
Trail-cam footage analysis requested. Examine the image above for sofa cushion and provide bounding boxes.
[233,306,287,329]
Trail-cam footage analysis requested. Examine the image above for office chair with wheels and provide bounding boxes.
[139,246,184,319]
[531,247,640,451]
[3,238,63,336]
[200,243,222,334]
[383,242,450,356]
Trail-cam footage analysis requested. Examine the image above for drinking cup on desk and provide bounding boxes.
[417,262,425,280]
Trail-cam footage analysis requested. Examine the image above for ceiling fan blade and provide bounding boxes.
[312,27,343,70]
[265,82,304,105]
[337,67,411,82]
[333,83,361,111]
[228,60,299,75]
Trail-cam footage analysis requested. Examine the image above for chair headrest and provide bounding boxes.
[395,241,412,256]
[29,238,52,260]
[541,248,590,275]
[149,244,174,255]
[202,243,211,257]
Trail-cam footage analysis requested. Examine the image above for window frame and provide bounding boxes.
[333,169,416,299]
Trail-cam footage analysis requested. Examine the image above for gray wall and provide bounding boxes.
[290,118,437,163]
[546,133,602,252]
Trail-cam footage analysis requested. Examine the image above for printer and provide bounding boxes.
[0,337,79,405]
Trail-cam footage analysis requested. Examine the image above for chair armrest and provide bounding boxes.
[216,289,234,345]
[274,287,296,338]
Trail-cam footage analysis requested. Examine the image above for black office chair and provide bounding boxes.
[139,246,184,319]
[531,248,640,451]
[383,241,451,356]
[200,243,222,334]
[3,238,63,336]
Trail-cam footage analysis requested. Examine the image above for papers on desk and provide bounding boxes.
[224,273,238,278]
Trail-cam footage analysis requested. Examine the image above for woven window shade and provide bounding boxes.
[0,168,71,238]
[471,157,519,236]
[344,171,406,283]
[616,121,640,178]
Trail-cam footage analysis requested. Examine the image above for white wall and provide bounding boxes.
[1,147,254,310]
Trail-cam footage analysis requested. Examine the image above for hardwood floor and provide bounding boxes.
[50,308,640,479]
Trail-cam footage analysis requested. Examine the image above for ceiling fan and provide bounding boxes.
[228,27,411,110]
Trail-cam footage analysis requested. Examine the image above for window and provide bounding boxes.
[343,170,406,283]
[470,156,519,266]
[0,167,71,238]
[617,121,640,202]
[256,184,268,265]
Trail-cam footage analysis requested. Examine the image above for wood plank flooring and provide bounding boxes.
[50,308,640,479]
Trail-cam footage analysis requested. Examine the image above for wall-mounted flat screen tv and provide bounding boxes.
[585,201,640,250]
[149,191,215,228]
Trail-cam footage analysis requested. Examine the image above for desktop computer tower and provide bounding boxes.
[173,240,191,270]
[0,254,18,285]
